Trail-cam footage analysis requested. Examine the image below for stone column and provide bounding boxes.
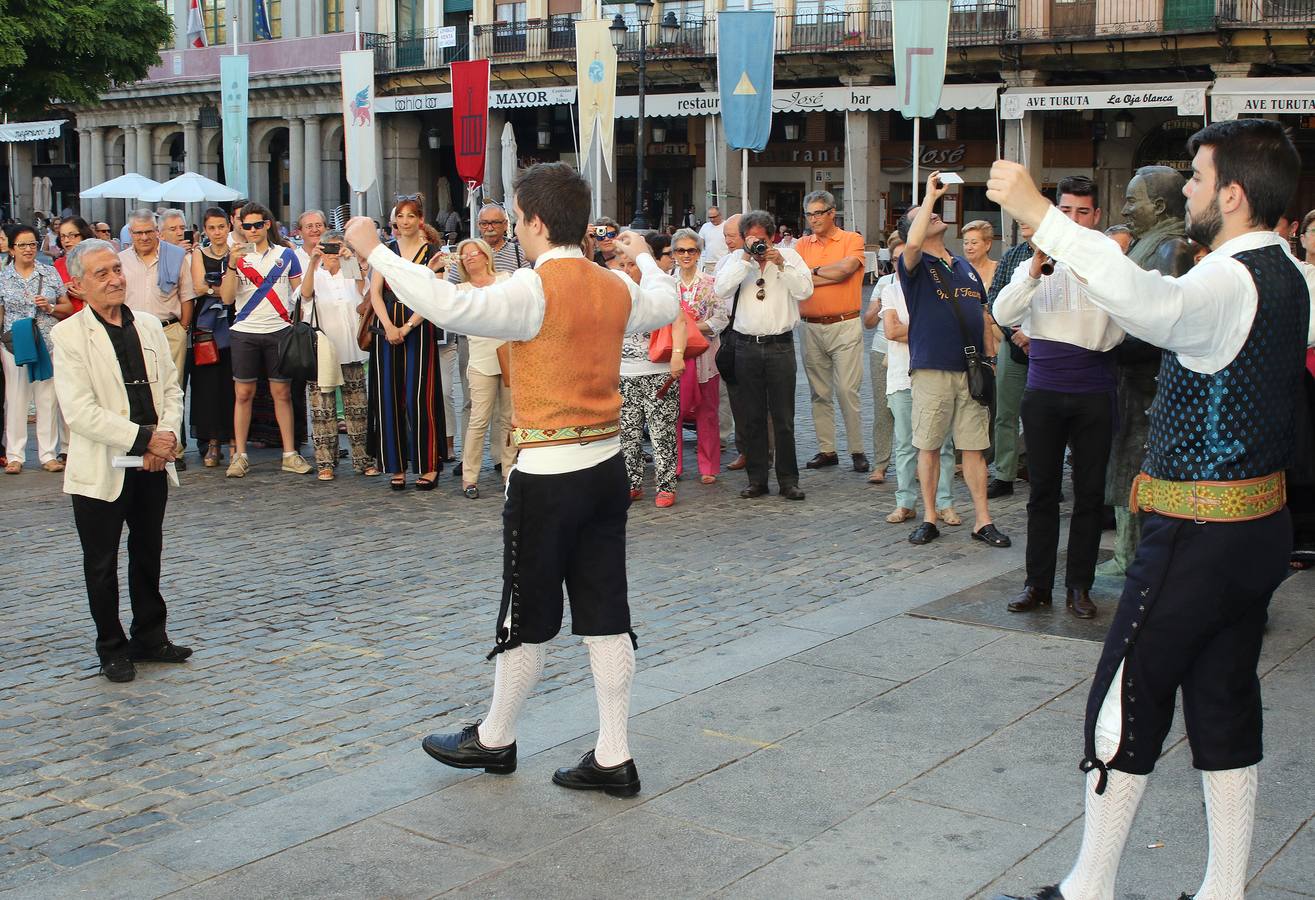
[77,129,92,220]
[134,125,154,180]
[846,111,881,243]
[302,115,322,214]
[1001,70,1045,244]
[89,127,107,223]
[183,119,200,173]
[288,116,305,220]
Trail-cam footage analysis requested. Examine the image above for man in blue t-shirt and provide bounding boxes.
[896,173,1010,549]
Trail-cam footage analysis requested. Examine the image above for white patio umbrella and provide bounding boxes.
[138,172,242,204]
[79,172,162,200]
[500,122,518,210]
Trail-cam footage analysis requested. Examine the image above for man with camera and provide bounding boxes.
[993,176,1124,620]
[796,189,868,474]
[714,210,813,500]
[898,174,1009,548]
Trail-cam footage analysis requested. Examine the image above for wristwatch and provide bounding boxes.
[812,266,820,276]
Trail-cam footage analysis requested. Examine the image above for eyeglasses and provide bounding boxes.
[12,242,37,249]
[804,207,835,218]
[599,231,618,240]
[240,221,268,231]
[672,247,699,255]
[755,277,766,301]
[95,228,111,234]
[130,230,156,237]
[659,250,673,257]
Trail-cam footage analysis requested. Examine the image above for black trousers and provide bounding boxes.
[71,470,170,661]
[729,335,799,489]
[1019,388,1113,591]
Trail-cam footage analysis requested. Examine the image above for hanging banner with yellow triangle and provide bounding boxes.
[716,11,775,151]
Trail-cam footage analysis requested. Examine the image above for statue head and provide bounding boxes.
[1122,166,1187,237]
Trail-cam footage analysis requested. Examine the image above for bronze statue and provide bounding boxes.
[1097,166,1196,577]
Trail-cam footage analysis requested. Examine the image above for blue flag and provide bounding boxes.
[254,0,274,40]
[892,0,950,120]
[219,55,249,196]
[717,11,775,152]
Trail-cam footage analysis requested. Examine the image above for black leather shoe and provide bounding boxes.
[128,642,193,663]
[908,521,940,545]
[851,453,870,473]
[972,523,1012,547]
[421,723,516,774]
[740,483,770,498]
[1066,587,1098,619]
[1007,586,1052,613]
[986,478,1014,499]
[100,656,135,683]
[174,456,187,472]
[780,485,805,501]
[992,886,1064,900]
[552,750,640,798]
[805,451,839,469]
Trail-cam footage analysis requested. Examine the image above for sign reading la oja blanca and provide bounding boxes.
[375,82,999,117]
[1000,83,1208,119]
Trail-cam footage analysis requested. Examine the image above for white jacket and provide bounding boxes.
[51,307,183,501]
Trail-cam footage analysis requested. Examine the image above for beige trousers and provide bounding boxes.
[162,320,188,458]
[462,371,516,483]
[801,316,865,456]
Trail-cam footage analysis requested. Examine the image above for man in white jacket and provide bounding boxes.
[51,239,192,684]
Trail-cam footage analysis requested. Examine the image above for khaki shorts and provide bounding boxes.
[911,368,990,451]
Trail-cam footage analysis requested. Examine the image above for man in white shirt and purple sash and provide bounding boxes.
[990,120,1314,900]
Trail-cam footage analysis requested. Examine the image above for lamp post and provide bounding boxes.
[611,2,678,229]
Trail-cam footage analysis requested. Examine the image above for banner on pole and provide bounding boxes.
[716,11,775,152]
[340,49,377,194]
[219,55,249,197]
[452,59,491,190]
[575,20,618,180]
[892,0,950,120]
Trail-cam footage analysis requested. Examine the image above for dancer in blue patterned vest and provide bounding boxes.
[987,119,1315,900]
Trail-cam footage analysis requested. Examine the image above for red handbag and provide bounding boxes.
[648,303,710,363]
[192,331,220,366]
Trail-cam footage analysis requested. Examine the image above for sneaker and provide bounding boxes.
[282,453,313,474]
[655,490,675,508]
[225,455,250,478]
[100,656,135,683]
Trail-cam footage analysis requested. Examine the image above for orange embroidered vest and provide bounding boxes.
[509,257,632,446]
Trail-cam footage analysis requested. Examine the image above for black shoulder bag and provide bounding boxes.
[714,289,740,387]
[277,295,319,382]
[930,260,994,407]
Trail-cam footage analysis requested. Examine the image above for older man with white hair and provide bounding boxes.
[120,208,194,467]
[51,239,191,684]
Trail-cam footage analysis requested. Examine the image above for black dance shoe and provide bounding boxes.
[421,724,516,774]
[100,656,136,683]
[552,750,640,798]
[129,642,193,663]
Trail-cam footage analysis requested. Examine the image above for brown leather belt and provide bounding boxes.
[802,311,860,325]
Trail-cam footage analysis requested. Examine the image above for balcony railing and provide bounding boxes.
[144,31,361,84]
[366,28,470,73]
[1218,0,1315,26]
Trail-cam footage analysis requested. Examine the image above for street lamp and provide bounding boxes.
[611,0,656,229]
[1113,111,1135,140]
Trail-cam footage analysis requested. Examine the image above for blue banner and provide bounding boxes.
[220,55,249,197]
[892,0,950,120]
[716,11,775,152]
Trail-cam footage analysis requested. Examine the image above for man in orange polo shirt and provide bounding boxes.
[796,190,868,472]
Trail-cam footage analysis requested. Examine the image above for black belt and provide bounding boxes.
[735,330,793,345]
[160,316,181,327]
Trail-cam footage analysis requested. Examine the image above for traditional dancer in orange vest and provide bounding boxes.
[345,163,678,796]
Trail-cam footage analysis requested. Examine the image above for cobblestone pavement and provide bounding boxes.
[0,331,1036,891]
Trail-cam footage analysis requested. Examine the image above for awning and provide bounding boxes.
[1000,83,1208,119]
[0,119,65,142]
[1211,77,1315,120]
[613,82,1001,119]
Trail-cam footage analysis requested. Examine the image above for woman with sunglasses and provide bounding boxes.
[52,217,95,317]
[670,228,728,484]
[1,224,68,473]
[367,194,445,490]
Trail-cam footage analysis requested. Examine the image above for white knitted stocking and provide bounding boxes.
[586,634,635,767]
[476,641,546,748]
[1193,766,1258,900]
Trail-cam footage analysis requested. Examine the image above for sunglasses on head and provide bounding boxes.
[755,277,766,301]
[240,220,268,231]
[395,193,421,202]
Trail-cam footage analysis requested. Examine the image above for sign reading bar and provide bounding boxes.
[376,86,578,114]
[1000,83,1208,119]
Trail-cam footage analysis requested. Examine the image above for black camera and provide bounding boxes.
[204,270,224,287]
[321,242,341,256]
[748,240,769,256]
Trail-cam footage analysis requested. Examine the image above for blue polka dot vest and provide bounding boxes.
[1144,244,1310,482]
